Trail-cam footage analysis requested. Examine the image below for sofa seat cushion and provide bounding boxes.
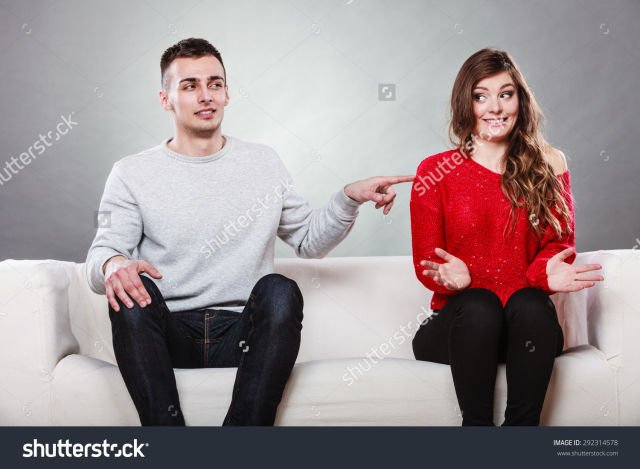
[50,344,617,426]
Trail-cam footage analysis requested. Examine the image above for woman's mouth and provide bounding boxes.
[483,117,508,126]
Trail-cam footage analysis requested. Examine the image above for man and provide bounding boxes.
[86,37,413,426]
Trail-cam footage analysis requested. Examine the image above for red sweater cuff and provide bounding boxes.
[526,259,552,294]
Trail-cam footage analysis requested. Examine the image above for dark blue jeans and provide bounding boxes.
[108,273,303,426]
[412,287,564,426]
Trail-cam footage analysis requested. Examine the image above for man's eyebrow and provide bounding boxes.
[473,83,515,91]
[178,75,226,85]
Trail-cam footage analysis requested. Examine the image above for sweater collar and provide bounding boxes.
[161,136,233,163]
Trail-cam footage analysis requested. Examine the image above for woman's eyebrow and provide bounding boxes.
[473,83,515,91]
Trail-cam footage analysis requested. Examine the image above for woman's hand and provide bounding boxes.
[420,248,471,291]
[546,247,604,292]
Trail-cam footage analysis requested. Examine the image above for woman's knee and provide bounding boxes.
[452,288,503,329]
[412,328,449,364]
[504,288,557,326]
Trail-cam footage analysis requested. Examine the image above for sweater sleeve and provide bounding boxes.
[525,171,576,293]
[277,167,361,259]
[410,159,456,296]
[85,162,143,295]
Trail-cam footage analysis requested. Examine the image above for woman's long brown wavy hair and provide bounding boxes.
[449,48,572,238]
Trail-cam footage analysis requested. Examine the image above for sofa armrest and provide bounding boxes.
[552,249,640,424]
[0,259,79,424]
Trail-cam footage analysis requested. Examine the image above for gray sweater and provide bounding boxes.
[85,136,361,312]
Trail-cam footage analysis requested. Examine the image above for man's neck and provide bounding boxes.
[168,131,226,157]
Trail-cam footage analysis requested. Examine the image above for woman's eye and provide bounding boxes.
[501,92,513,98]
[473,94,486,102]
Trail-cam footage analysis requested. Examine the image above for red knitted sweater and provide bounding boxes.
[410,149,575,311]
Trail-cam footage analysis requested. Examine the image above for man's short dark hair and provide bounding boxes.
[160,38,226,89]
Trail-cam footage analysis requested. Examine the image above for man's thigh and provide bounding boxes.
[166,310,210,369]
[204,310,247,368]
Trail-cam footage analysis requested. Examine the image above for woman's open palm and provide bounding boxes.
[547,247,604,292]
[420,248,471,291]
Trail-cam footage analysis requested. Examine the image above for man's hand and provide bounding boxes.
[104,256,163,312]
[344,175,415,215]
[546,247,604,292]
[420,248,471,291]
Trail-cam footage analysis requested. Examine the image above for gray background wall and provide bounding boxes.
[0,0,638,262]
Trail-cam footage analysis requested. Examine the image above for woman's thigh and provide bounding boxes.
[413,289,508,364]
[412,308,455,365]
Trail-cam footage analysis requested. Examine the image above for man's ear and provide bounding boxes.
[159,89,174,111]
[224,85,230,107]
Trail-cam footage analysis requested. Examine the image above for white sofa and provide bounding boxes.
[0,250,638,426]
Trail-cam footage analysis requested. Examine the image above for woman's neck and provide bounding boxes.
[471,139,509,174]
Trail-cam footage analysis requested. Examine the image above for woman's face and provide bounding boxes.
[472,71,519,143]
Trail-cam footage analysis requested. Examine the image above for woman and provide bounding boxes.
[410,48,603,426]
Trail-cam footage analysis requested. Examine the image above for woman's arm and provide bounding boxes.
[526,169,602,292]
[525,170,575,293]
[410,160,463,295]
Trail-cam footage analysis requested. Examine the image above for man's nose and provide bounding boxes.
[198,86,213,103]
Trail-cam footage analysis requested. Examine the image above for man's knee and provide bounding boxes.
[255,274,302,301]
[252,274,303,324]
[109,276,163,324]
[139,275,163,298]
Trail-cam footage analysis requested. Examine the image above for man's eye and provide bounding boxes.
[184,85,194,90]
[209,83,223,88]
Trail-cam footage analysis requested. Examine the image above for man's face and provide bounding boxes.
[160,56,229,138]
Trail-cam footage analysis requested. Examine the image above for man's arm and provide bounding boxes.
[85,162,143,294]
[86,162,164,311]
[277,170,413,259]
[344,175,415,214]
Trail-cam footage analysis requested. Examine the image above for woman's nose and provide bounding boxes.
[489,98,502,113]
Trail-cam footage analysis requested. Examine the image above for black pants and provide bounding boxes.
[412,288,564,426]
[109,273,303,426]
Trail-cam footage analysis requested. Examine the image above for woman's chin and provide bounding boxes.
[474,129,510,144]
